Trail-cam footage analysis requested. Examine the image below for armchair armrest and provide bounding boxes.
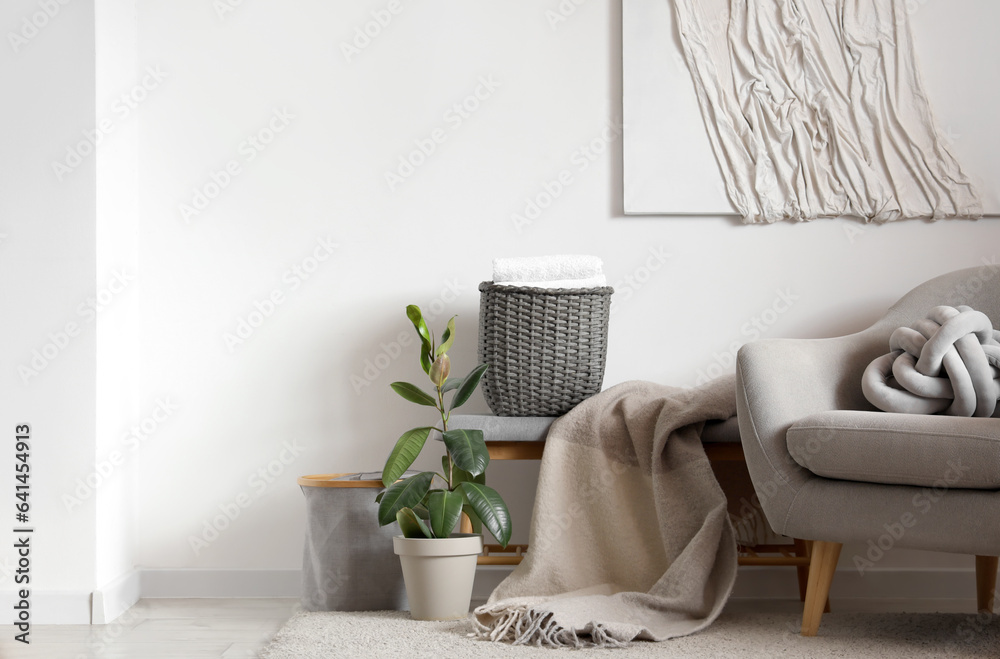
[735,325,889,535]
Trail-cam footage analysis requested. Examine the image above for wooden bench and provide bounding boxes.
[450,413,821,606]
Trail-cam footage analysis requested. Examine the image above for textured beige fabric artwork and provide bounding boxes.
[673,0,983,224]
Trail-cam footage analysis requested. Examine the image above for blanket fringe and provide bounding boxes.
[474,605,630,649]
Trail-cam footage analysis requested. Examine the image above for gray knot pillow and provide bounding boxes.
[862,305,1000,417]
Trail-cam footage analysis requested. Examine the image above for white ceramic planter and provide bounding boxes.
[392,533,483,620]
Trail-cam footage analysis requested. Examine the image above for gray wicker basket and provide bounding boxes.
[478,281,613,417]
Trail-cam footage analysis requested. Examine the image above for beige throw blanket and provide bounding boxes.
[474,377,738,647]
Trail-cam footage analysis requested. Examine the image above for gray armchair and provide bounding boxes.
[735,265,1000,636]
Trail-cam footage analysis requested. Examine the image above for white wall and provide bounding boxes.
[0,0,98,623]
[3,0,999,622]
[133,0,999,580]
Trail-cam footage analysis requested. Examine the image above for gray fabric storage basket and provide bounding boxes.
[298,472,407,611]
[478,281,613,416]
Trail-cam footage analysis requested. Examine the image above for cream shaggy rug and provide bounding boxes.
[260,608,1000,658]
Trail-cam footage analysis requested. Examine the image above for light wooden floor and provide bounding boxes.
[0,598,300,659]
[0,596,982,658]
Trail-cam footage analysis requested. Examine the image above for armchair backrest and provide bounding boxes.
[875,263,1000,333]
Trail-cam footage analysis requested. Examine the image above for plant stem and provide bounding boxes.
[437,384,454,489]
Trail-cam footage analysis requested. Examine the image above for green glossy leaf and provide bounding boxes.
[450,363,489,410]
[452,466,485,532]
[449,460,485,486]
[441,376,464,393]
[377,471,434,526]
[406,305,433,352]
[412,503,430,520]
[419,343,433,375]
[436,316,457,357]
[462,504,483,534]
[381,427,433,486]
[397,507,432,538]
[459,482,512,548]
[390,382,438,407]
[442,429,489,476]
[421,489,442,513]
[427,490,464,538]
[375,491,384,503]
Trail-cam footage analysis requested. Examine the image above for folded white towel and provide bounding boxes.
[493,255,603,284]
[493,275,608,289]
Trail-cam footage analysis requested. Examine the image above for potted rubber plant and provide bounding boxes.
[376,305,512,620]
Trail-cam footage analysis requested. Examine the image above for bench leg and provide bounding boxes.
[976,555,998,613]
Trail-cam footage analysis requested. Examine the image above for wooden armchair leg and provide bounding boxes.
[801,540,842,637]
[795,540,831,612]
[793,539,810,602]
[976,555,998,613]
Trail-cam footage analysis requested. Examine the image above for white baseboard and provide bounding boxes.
[0,589,92,624]
[92,569,142,624]
[2,564,981,624]
[471,565,982,608]
[136,565,981,603]
[732,565,979,603]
